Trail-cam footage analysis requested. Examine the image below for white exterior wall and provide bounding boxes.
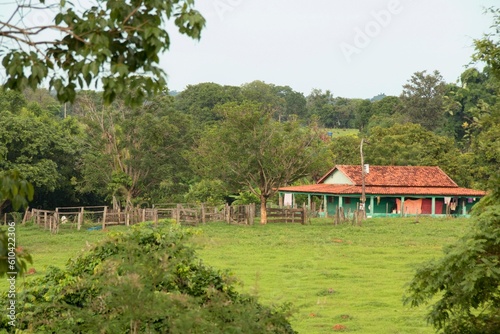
[322,170,353,185]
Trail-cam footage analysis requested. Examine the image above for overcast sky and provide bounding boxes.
[162,0,498,99]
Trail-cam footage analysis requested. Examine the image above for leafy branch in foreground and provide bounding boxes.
[404,176,500,333]
[0,170,34,277]
[0,0,205,105]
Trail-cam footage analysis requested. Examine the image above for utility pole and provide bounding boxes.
[359,138,368,222]
[360,139,366,209]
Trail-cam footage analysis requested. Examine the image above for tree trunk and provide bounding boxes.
[260,195,268,224]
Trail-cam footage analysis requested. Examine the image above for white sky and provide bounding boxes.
[162,0,499,98]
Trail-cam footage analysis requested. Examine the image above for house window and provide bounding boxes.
[345,197,351,204]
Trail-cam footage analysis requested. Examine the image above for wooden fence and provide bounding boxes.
[24,206,159,233]
[21,202,307,231]
[333,207,365,226]
[225,204,255,225]
[153,203,255,225]
[267,207,306,224]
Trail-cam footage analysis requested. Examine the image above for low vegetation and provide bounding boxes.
[1,217,473,333]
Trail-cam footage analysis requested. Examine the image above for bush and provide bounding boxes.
[1,223,296,333]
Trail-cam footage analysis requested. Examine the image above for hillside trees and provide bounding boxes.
[365,123,469,186]
[444,67,499,144]
[190,102,331,224]
[0,92,83,209]
[399,70,447,132]
[75,92,195,209]
[174,82,242,124]
[0,0,205,105]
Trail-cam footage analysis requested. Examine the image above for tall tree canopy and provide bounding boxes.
[75,92,194,209]
[0,90,82,209]
[190,102,331,224]
[400,70,447,132]
[0,0,205,105]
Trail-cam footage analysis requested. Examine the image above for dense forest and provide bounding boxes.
[1,64,498,213]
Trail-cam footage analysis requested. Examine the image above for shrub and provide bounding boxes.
[1,223,296,333]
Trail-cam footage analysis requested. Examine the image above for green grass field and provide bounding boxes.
[326,128,359,138]
[2,217,472,333]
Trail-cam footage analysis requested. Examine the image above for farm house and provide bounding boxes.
[278,165,486,218]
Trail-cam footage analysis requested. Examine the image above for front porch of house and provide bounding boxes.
[278,192,481,218]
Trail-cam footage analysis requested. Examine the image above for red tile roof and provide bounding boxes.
[279,165,486,197]
[278,184,486,197]
[318,165,458,187]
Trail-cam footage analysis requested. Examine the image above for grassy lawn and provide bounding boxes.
[190,217,470,333]
[326,128,359,138]
[2,217,472,333]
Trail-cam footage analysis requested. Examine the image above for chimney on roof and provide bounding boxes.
[364,164,370,174]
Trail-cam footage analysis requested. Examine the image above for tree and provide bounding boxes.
[273,85,308,121]
[0,98,82,210]
[75,92,194,209]
[400,70,447,132]
[365,123,469,185]
[473,8,500,80]
[0,0,205,105]
[354,99,371,132]
[241,80,287,119]
[443,67,499,144]
[191,102,330,224]
[174,82,242,124]
[0,223,296,333]
[0,170,33,277]
[330,135,362,165]
[404,10,500,332]
[306,89,336,127]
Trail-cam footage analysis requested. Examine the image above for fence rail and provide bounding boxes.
[267,207,305,224]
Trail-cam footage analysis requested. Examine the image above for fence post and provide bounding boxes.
[249,203,255,225]
[55,208,60,228]
[142,209,146,223]
[201,203,206,224]
[22,207,30,224]
[154,209,158,226]
[176,204,181,225]
[102,206,107,230]
[78,207,84,230]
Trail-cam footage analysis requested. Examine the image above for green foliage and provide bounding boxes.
[0,224,296,333]
[190,101,331,221]
[1,0,205,105]
[174,82,243,124]
[0,105,82,208]
[306,90,360,128]
[77,92,195,207]
[365,123,470,184]
[329,134,361,165]
[229,190,260,205]
[184,179,229,205]
[404,181,500,333]
[472,8,500,80]
[0,170,34,277]
[0,170,34,211]
[400,70,447,132]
